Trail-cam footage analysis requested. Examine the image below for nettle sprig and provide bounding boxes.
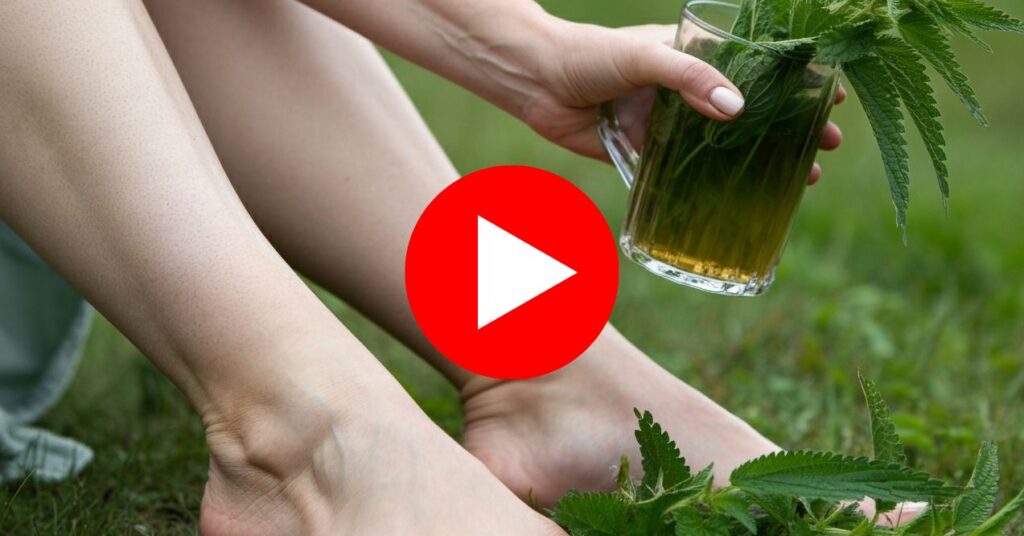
[550,373,1024,535]
[727,0,1024,235]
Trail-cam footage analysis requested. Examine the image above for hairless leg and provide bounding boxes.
[143,0,799,512]
[0,2,562,534]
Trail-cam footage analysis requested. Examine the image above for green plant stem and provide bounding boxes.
[672,139,710,177]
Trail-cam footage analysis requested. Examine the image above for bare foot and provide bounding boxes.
[461,325,925,526]
[197,367,563,535]
[462,325,776,508]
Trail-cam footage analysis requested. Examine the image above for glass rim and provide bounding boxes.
[681,0,795,59]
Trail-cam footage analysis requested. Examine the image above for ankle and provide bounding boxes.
[459,326,637,402]
[197,337,418,476]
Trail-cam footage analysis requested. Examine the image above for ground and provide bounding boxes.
[2,0,1022,533]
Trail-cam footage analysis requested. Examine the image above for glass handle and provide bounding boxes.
[598,101,640,189]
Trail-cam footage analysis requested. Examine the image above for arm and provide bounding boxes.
[300,0,745,158]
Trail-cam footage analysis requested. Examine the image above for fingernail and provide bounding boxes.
[710,87,745,116]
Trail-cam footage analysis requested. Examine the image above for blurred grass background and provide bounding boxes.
[2,0,1022,532]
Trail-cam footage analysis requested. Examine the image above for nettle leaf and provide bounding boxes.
[814,20,878,65]
[953,442,1000,532]
[898,10,988,125]
[703,43,812,149]
[732,0,758,39]
[635,467,715,534]
[733,0,790,41]
[947,0,1024,33]
[634,409,691,495]
[887,0,909,21]
[746,493,796,526]
[967,488,1024,535]
[730,451,955,503]
[686,464,716,495]
[788,0,837,38]
[913,0,997,51]
[858,372,908,513]
[844,55,912,235]
[755,37,817,55]
[551,491,632,535]
[874,37,950,205]
[858,372,908,466]
[673,507,734,536]
[712,492,757,534]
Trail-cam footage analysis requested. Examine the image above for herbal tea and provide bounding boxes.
[621,60,837,290]
[602,0,1023,295]
[613,19,838,295]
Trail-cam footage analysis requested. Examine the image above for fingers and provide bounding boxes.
[808,162,822,185]
[835,84,847,105]
[820,122,842,151]
[807,121,842,185]
[619,41,745,121]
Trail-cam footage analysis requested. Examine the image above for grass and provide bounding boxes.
[2,0,1022,532]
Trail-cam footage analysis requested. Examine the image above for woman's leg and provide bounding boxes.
[144,0,783,507]
[144,0,470,387]
[0,3,561,535]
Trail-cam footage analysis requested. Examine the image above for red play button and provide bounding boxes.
[405,166,618,379]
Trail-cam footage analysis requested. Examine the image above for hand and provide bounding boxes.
[523,22,844,184]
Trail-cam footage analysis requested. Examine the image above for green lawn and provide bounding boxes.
[3,0,1023,533]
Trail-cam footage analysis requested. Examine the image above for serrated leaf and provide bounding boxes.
[858,372,908,466]
[814,21,878,65]
[746,492,796,526]
[858,371,908,513]
[953,441,1000,532]
[703,43,813,150]
[687,464,716,495]
[551,491,631,535]
[888,0,908,21]
[733,0,790,41]
[634,409,691,496]
[788,0,837,38]
[730,451,956,503]
[913,0,996,51]
[898,10,988,125]
[756,37,817,56]
[844,55,912,235]
[673,507,734,536]
[967,488,1024,535]
[712,492,757,534]
[947,0,1024,33]
[874,36,950,205]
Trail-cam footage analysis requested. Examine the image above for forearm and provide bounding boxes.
[300,0,744,160]
[300,0,559,119]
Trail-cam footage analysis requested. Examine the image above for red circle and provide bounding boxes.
[405,166,618,379]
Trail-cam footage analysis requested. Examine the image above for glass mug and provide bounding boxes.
[600,0,839,296]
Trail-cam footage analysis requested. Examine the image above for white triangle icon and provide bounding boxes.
[477,216,576,329]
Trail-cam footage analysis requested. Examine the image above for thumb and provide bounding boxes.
[616,39,745,121]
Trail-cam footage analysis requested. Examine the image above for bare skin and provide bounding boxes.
[142,0,875,521]
[0,2,560,534]
[0,0,884,533]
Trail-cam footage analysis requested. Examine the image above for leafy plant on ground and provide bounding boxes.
[551,373,1024,534]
